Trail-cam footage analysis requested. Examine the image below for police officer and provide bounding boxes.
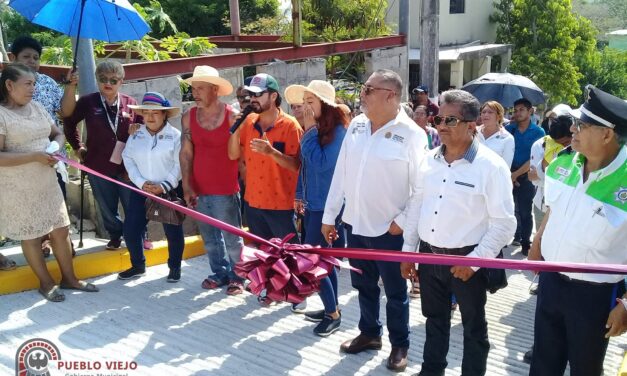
[528,85,627,376]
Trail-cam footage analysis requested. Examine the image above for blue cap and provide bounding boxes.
[412,85,429,94]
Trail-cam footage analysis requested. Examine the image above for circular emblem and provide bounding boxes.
[385,132,392,139]
[615,187,627,205]
[159,135,164,139]
[15,338,61,376]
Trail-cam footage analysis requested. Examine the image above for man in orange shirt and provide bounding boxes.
[228,73,302,245]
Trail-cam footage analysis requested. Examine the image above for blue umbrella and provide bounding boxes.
[9,0,151,68]
[461,72,546,108]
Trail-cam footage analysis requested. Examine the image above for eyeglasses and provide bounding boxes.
[574,119,593,132]
[236,95,251,101]
[247,91,268,98]
[98,76,121,85]
[433,115,469,127]
[361,85,395,96]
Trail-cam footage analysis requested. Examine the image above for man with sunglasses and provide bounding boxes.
[64,60,142,250]
[322,69,428,372]
[400,90,516,376]
[228,73,302,244]
[505,98,546,256]
[527,86,627,376]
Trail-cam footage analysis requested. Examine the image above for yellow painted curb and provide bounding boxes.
[619,351,627,376]
[0,236,205,295]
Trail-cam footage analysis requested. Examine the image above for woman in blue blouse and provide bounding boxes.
[285,80,348,337]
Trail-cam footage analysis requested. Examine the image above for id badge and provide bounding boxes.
[109,141,126,165]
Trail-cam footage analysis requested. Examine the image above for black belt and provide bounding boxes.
[556,272,617,287]
[420,242,476,256]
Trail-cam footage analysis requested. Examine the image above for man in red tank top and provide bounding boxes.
[180,66,245,296]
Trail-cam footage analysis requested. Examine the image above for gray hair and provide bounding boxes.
[96,60,125,79]
[400,102,413,117]
[373,69,402,97]
[440,90,480,121]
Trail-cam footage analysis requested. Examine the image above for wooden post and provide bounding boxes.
[229,0,241,39]
[420,0,439,99]
[292,0,302,47]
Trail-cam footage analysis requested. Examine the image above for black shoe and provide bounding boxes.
[313,313,341,337]
[521,247,529,257]
[523,349,533,364]
[304,309,325,322]
[167,268,181,283]
[118,266,146,280]
[106,238,123,250]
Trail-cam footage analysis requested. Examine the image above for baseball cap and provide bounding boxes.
[245,73,280,93]
[412,85,429,94]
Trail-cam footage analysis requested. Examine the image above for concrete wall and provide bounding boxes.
[387,0,498,49]
[256,59,326,111]
[364,46,410,101]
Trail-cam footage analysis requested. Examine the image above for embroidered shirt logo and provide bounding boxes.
[391,134,405,143]
[615,187,627,205]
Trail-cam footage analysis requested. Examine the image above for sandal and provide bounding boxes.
[0,254,17,271]
[38,285,65,302]
[201,277,224,290]
[226,281,244,296]
[59,280,99,292]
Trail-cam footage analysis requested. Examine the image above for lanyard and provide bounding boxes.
[100,94,120,138]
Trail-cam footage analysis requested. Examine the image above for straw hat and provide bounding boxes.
[128,92,181,118]
[284,80,337,107]
[184,66,233,96]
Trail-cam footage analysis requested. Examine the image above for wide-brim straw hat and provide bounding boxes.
[284,80,337,107]
[128,92,181,118]
[184,65,233,96]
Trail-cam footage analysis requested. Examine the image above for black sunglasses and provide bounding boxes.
[236,95,251,101]
[361,85,395,96]
[247,91,268,98]
[98,76,121,85]
[433,115,469,127]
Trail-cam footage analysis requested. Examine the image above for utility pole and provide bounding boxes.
[71,38,97,95]
[292,0,302,47]
[229,0,241,39]
[420,0,439,101]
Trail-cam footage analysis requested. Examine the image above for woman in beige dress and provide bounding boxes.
[0,63,98,302]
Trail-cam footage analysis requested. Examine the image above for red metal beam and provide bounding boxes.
[123,35,405,80]
[36,35,405,82]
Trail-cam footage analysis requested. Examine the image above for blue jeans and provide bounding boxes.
[345,224,409,348]
[88,173,131,240]
[123,190,184,270]
[196,194,244,283]
[304,209,344,314]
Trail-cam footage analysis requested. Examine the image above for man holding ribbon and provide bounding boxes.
[64,61,141,250]
[322,69,428,372]
[400,90,516,376]
[528,86,627,376]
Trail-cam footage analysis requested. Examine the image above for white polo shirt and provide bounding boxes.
[530,137,546,210]
[477,125,515,168]
[542,146,627,283]
[322,110,428,237]
[402,138,517,270]
[122,123,182,191]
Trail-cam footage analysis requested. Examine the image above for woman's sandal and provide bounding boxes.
[59,280,99,292]
[38,285,65,302]
[201,277,223,290]
[0,254,17,271]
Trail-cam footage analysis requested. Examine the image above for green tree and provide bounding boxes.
[131,0,280,37]
[492,0,599,105]
[578,47,627,99]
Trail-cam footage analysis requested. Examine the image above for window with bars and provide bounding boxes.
[450,0,465,14]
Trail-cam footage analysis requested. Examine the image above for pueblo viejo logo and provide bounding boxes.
[16,338,138,376]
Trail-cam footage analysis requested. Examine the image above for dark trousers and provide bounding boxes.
[513,176,535,248]
[123,189,184,270]
[244,201,300,244]
[346,224,409,348]
[530,272,625,376]
[418,246,489,376]
[88,173,131,240]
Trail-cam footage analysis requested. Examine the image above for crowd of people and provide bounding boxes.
[1,33,626,376]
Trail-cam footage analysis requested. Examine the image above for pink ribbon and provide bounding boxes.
[59,156,627,276]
